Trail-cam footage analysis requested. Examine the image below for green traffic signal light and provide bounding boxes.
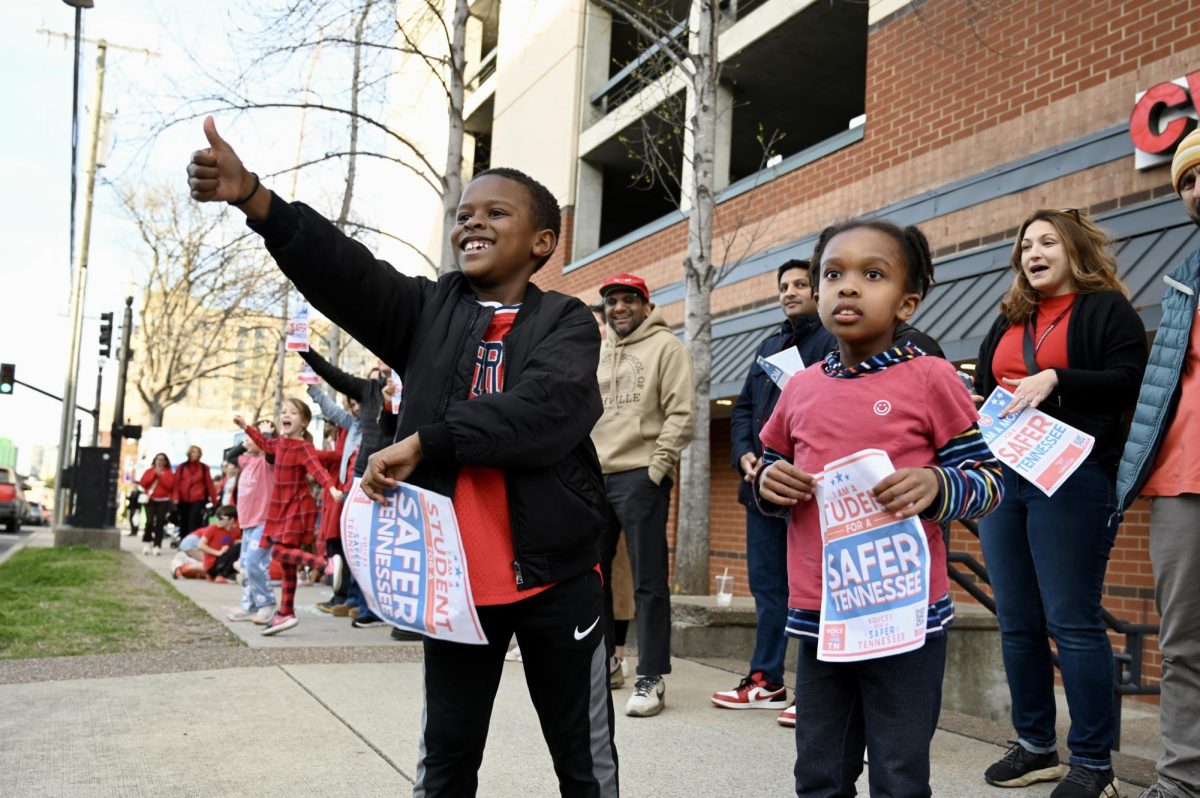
[0,363,14,395]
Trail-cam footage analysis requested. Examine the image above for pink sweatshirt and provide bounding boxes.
[236,453,273,529]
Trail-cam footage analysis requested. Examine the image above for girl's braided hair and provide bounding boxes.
[808,219,935,299]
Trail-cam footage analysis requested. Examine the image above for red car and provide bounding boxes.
[0,466,27,534]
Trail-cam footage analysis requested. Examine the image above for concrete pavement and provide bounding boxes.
[0,531,1160,796]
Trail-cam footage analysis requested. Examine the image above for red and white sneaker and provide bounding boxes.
[711,671,789,710]
[261,614,298,636]
[777,702,796,727]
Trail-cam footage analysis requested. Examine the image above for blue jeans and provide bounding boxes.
[238,525,276,612]
[978,462,1117,768]
[746,507,789,684]
[794,634,947,797]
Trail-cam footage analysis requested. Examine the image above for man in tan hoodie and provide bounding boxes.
[593,273,695,718]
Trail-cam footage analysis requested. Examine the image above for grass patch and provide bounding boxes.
[0,546,234,659]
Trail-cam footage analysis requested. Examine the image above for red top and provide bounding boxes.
[455,306,553,606]
[198,523,243,572]
[138,467,176,500]
[991,293,1076,386]
[1144,300,1200,496]
[242,426,337,545]
[316,432,347,543]
[760,356,977,610]
[173,460,217,505]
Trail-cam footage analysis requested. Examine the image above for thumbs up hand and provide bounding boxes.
[187,116,257,206]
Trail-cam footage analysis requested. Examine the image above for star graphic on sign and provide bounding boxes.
[830,471,849,485]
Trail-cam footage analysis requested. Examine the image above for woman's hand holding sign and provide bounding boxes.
[361,433,424,501]
[759,461,816,505]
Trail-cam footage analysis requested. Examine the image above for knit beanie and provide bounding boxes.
[1170,128,1200,193]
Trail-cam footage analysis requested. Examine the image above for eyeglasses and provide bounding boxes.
[1060,208,1082,223]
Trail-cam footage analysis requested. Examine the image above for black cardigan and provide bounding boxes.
[976,290,1148,475]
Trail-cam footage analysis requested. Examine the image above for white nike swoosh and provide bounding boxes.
[574,616,600,641]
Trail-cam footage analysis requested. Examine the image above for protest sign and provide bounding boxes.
[756,347,805,391]
[816,449,930,663]
[298,363,320,385]
[977,387,1094,497]
[286,304,310,352]
[389,370,403,414]
[341,480,486,644]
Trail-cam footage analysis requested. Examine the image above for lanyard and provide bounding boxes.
[1021,301,1073,375]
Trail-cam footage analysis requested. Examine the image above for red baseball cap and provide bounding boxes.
[599,273,650,303]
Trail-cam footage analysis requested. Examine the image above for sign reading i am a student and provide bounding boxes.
[816,449,930,663]
[342,481,486,645]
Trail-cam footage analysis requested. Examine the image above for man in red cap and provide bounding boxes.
[593,273,695,718]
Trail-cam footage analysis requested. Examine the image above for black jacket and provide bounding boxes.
[730,314,836,505]
[297,348,386,477]
[248,193,607,590]
[977,290,1147,476]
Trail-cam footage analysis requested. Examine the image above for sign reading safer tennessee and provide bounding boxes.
[342,481,487,645]
[977,386,1093,497]
[817,449,930,662]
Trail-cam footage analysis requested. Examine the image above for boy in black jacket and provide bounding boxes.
[189,117,617,798]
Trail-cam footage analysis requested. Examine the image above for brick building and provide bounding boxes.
[456,0,1200,689]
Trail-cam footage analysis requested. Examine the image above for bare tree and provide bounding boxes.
[119,185,281,426]
[173,0,472,276]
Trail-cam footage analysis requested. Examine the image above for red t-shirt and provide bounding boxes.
[759,356,978,610]
[455,305,554,606]
[198,523,242,572]
[1143,299,1200,496]
[992,293,1075,386]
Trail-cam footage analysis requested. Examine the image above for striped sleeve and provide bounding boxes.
[921,424,1004,522]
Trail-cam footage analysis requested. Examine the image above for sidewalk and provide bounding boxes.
[0,534,1159,797]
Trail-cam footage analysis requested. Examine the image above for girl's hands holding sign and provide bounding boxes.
[873,467,939,519]
[759,461,816,506]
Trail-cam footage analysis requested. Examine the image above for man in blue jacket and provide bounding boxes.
[711,259,835,725]
[1116,129,1200,798]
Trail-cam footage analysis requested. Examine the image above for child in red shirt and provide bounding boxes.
[197,505,242,582]
[235,398,344,635]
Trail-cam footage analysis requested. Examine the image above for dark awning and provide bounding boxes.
[705,195,1198,398]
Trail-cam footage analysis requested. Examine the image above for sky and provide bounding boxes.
[0,1,409,475]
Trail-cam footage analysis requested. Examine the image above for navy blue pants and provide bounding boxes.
[978,462,1117,768]
[746,506,790,684]
[793,634,947,798]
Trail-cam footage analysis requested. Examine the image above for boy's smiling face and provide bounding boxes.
[816,227,921,364]
[450,175,556,303]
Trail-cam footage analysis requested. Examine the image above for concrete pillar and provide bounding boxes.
[572,159,604,260]
[579,2,613,131]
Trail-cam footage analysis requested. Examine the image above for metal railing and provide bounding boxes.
[589,20,687,115]
[465,48,498,94]
[944,518,1159,751]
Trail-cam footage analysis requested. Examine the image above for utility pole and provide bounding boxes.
[53,40,105,528]
[111,296,133,440]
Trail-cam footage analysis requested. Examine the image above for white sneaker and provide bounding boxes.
[253,606,277,625]
[609,656,625,689]
[777,702,796,727]
[625,676,665,717]
[142,544,151,555]
[152,546,162,556]
[226,608,256,622]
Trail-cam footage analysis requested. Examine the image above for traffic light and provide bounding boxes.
[99,312,114,358]
[0,363,13,395]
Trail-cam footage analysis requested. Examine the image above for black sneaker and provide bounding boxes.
[984,742,1068,787]
[390,627,421,641]
[1050,766,1119,798]
[351,616,384,629]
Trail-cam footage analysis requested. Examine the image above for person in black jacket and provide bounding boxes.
[188,117,617,798]
[974,209,1146,798]
[712,259,834,723]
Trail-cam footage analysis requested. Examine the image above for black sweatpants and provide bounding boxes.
[413,570,618,798]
